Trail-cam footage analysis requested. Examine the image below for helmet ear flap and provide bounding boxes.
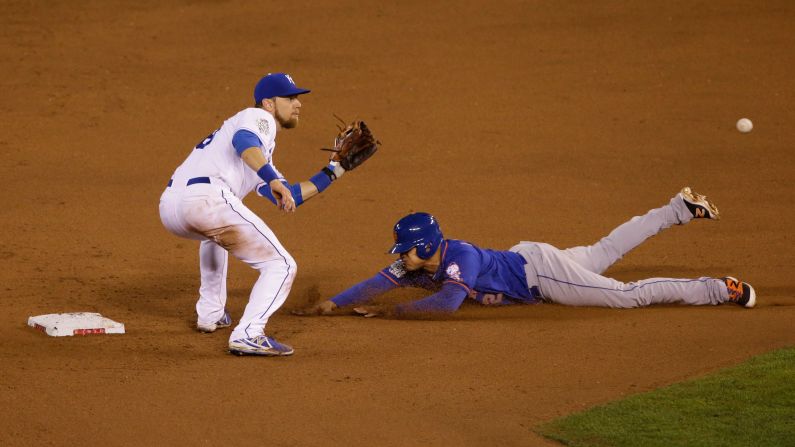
[415,233,442,260]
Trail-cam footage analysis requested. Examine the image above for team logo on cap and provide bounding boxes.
[446,262,462,281]
[285,74,296,85]
[257,118,270,134]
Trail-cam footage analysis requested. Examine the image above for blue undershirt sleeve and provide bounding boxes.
[232,129,263,156]
[330,273,398,307]
[394,283,468,314]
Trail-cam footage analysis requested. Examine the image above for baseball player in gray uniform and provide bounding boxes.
[301,187,756,317]
[159,73,353,356]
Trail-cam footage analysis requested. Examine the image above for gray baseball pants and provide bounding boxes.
[510,194,730,307]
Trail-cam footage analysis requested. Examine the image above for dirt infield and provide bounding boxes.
[2,1,793,446]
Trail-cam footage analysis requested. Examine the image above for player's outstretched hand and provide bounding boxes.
[353,305,385,318]
[269,179,296,212]
[291,300,338,316]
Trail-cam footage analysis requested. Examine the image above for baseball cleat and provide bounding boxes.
[680,187,720,220]
[723,277,756,308]
[196,310,232,333]
[228,335,294,356]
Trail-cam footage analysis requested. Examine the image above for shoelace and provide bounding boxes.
[251,335,271,346]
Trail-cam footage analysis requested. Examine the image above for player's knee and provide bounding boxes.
[250,251,297,276]
[275,251,297,278]
[285,255,298,279]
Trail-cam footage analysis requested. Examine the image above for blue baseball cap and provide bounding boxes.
[253,73,311,103]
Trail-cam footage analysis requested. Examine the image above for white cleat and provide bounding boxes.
[196,310,232,333]
[228,335,294,356]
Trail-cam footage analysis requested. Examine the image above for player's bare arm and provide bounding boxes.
[240,147,296,212]
[250,116,378,212]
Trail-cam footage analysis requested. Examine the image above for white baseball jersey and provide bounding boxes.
[168,108,282,197]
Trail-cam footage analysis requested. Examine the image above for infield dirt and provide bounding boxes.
[1,1,793,446]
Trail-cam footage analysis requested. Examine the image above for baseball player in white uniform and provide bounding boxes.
[159,73,348,356]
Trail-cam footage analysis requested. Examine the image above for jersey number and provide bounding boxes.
[195,130,218,149]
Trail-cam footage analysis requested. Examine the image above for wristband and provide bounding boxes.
[309,161,346,193]
[309,169,333,192]
[289,182,304,206]
[256,164,279,183]
[257,180,304,206]
[328,161,345,179]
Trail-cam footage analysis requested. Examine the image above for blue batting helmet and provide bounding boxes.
[388,212,443,260]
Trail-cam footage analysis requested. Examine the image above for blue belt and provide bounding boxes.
[167,177,211,187]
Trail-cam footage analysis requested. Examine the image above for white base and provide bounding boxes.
[28,312,125,337]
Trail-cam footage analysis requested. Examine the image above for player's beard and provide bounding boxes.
[275,110,299,129]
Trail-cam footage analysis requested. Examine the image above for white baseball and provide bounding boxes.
[736,118,753,133]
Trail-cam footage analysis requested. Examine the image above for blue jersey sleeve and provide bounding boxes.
[394,282,469,314]
[380,260,439,290]
[232,129,263,156]
[438,248,480,294]
[330,273,398,307]
[471,291,518,306]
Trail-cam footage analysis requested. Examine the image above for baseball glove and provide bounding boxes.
[322,119,380,171]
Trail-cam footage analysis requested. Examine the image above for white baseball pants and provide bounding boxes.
[510,194,730,307]
[159,181,296,341]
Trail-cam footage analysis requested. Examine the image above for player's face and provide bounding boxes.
[400,248,426,271]
[273,95,301,129]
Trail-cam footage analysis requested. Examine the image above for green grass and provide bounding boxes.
[537,347,795,447]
